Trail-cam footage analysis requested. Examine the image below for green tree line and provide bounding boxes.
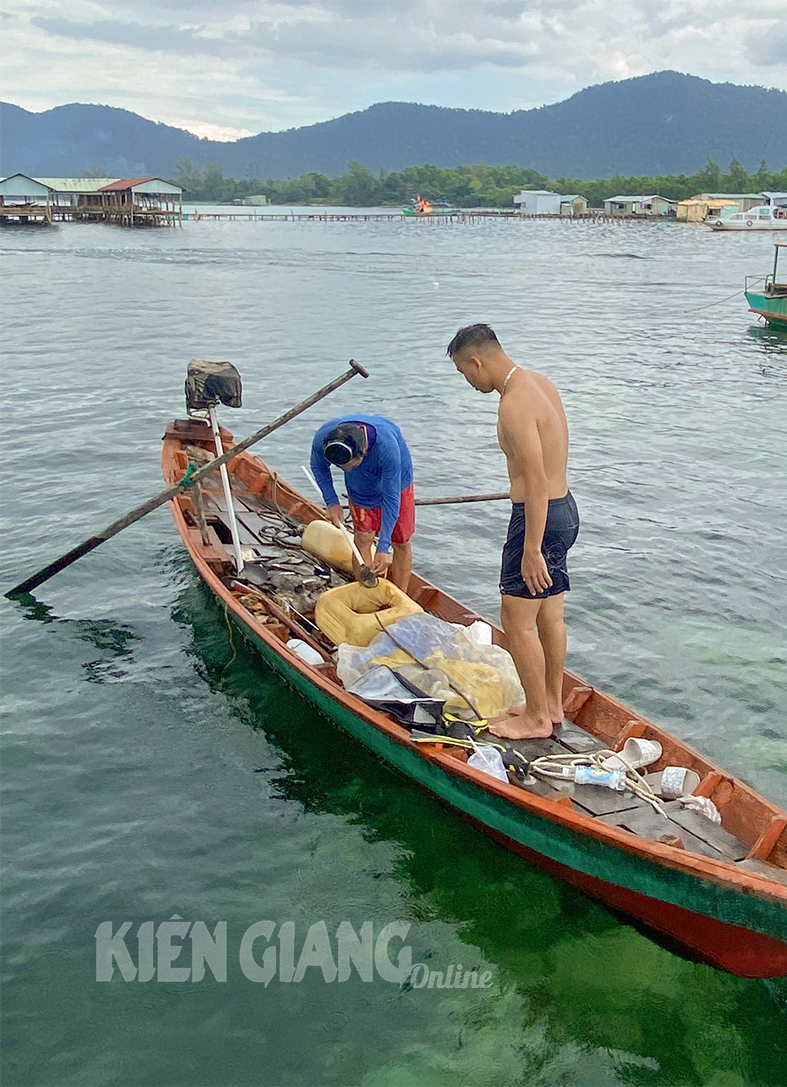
[173,156,787,208]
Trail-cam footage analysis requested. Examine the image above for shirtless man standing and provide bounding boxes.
[447,324,579,739]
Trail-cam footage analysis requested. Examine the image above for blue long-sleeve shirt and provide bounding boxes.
[310,414,413,553]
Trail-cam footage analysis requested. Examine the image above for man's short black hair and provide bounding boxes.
[446,323,501,359]
[324,422,365,466]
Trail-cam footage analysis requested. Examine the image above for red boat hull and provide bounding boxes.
[481,821,787,977]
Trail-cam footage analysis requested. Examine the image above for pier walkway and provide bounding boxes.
[183,209,633,224]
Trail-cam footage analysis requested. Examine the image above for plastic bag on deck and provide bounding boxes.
[336,613,524,719]
[347,665,444,727]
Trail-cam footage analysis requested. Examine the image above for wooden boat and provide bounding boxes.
[162,418,787,978]
[402,196,459,217]
[402,207,460,217]
[745,242,787,329]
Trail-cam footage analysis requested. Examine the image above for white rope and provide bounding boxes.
[528,749,668,817]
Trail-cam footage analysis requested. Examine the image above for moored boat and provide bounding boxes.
[711,205,787,231]
[163,419,787,978]
[402,207,460,217]
[402,195,459,217]
[745,242,787,329]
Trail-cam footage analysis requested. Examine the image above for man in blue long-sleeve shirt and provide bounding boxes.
[310,414,415,591]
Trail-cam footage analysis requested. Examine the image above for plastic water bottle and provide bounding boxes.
[574,764,626,791]
[468,747,509,783]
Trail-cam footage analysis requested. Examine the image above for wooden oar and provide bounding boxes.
[5,359,369,598]
[415,492,509,506]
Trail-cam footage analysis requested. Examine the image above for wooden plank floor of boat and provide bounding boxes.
[197,474,757,871]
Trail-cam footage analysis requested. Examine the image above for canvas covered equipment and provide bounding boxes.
[185,359,243,413]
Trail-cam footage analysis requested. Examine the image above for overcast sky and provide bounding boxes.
[2,0,785,139]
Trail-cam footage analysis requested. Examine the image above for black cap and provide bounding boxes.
[324,424,365,466]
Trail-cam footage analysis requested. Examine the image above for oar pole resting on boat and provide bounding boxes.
[414,492,510,506]
[4,359,370,598]
[208,403,245,575]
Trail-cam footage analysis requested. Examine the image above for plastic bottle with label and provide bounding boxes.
[573,764,626,791]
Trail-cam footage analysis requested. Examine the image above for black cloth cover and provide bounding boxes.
[185,359,243,411]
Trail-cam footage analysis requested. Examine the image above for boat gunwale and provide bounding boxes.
[162,424,787,907]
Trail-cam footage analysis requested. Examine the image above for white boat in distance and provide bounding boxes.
[711,205,787,231]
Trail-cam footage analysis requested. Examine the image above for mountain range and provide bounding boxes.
[2,72,786,182]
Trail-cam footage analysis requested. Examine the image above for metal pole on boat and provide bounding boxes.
[208,403,245,575]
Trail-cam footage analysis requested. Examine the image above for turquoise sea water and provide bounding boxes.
[1,211,786,1086]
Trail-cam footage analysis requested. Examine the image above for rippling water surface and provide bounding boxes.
[2,210,786,1086]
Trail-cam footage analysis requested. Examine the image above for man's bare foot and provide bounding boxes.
[487,709,554,740]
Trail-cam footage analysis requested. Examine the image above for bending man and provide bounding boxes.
[447,324,579,739]
[310,414,415,591]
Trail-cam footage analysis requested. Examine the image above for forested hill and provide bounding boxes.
[2,71,786,181]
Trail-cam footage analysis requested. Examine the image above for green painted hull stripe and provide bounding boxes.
[746,292,787,323]
[242,624,786,943]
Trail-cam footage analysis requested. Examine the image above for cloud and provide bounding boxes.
[747,22,787,66]
[1,0,785,133]
[180,120,255,140]
[31,16,235,57]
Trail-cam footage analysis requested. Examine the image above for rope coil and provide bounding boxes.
[527,748,667,817]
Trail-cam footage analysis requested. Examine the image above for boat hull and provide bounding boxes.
[711,221,787,231]
[162,426,787,978]
[402,208,460,217]
[745,290,787,328]
[237,611,787,978]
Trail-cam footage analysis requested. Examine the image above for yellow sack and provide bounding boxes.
[315,580,422,647]
[426,652,511,719]
[365,650,511,719]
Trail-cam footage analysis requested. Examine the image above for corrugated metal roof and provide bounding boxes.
[606,194,673,202]
[36,178,120,192]
[99,178,156,191]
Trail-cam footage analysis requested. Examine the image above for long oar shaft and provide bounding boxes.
[5,359,369,598]
[415,492,509,506]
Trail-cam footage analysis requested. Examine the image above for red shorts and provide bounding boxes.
[349,484,415,546]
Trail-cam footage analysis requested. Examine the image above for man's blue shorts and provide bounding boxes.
[500,492,580,599]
